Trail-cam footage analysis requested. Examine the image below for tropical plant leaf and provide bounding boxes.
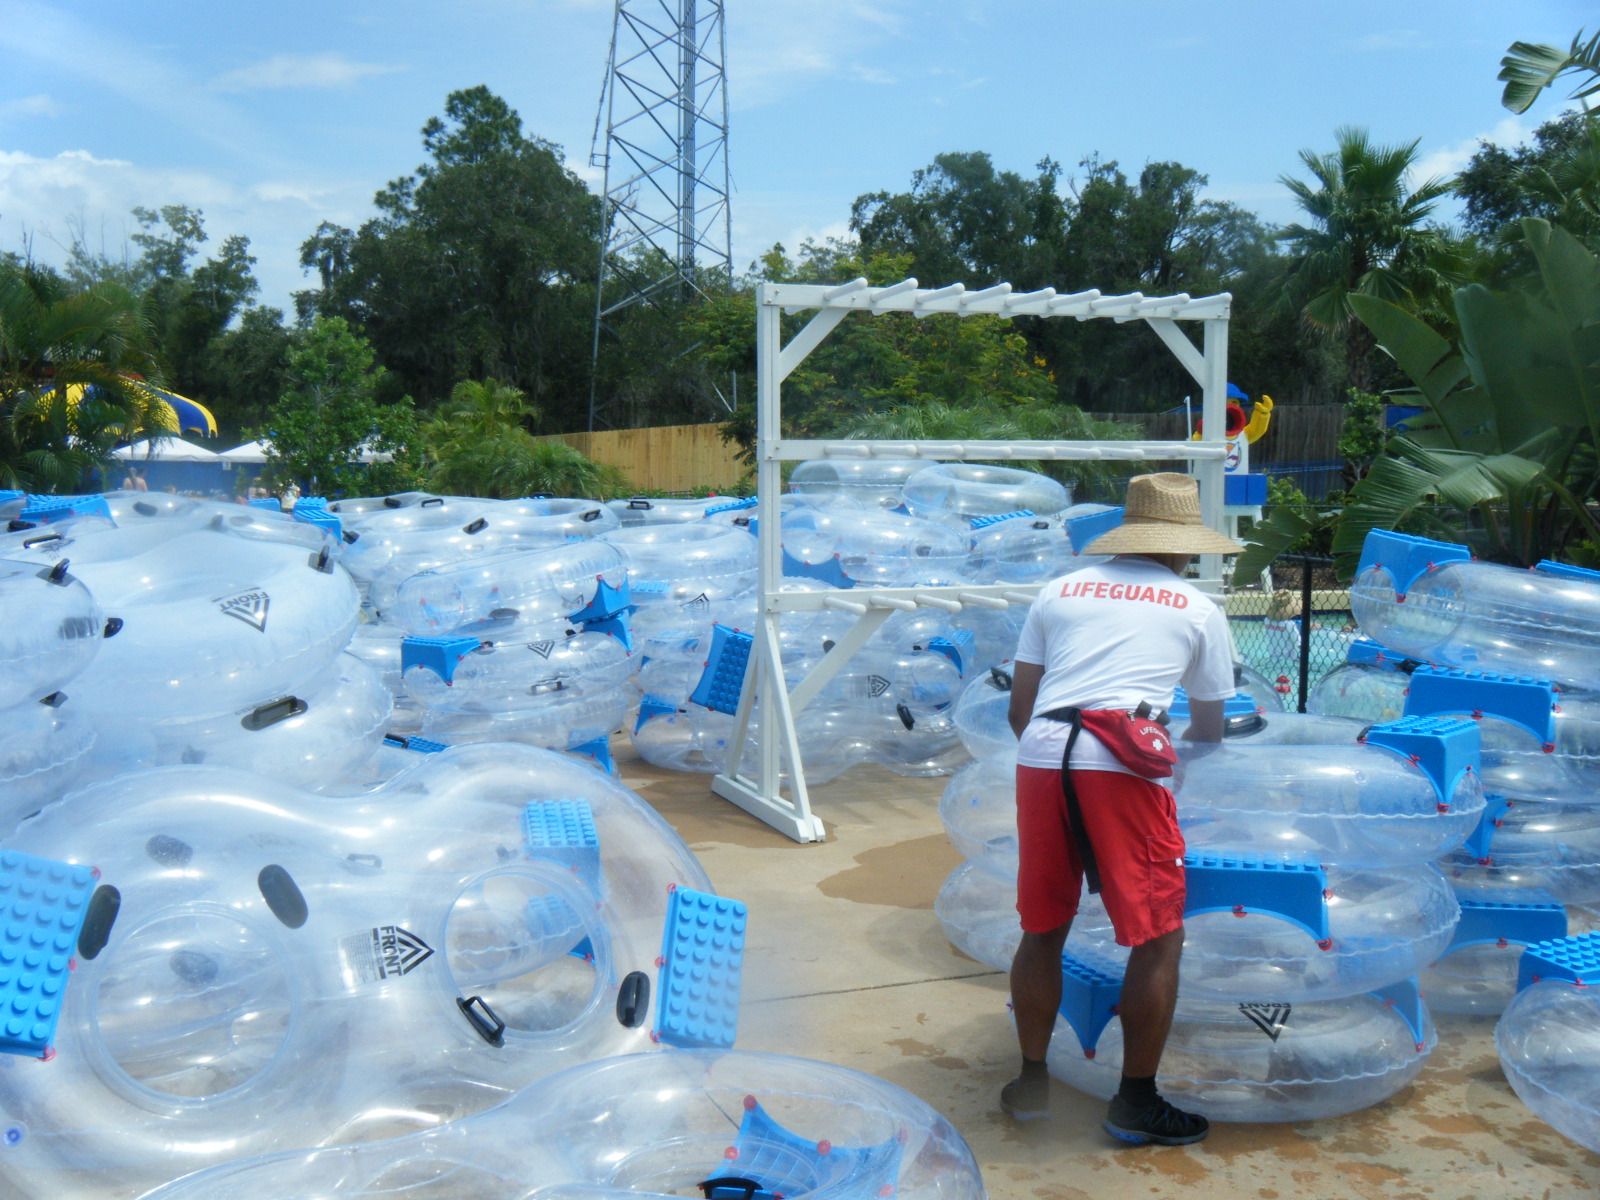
[1500,32,1600,114]
[1234,506,1327,586]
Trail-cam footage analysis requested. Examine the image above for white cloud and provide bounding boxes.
[0,93,61,122]
[726,0,909,107]
[851,66,898,86]
[0,148,373,314]
[212,53,404,93]
[1410,114,1534,186]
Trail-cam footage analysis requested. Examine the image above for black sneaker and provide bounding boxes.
[1103,1093,1209,1145]
[999,1073,1051,1121]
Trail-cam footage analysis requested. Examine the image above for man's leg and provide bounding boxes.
[1103,925,1208,1145]
[1002,922,1070,1119]
[1116,925,1183,1076]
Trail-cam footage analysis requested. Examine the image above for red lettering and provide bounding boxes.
[1108,583,1124,600]
[1095,582,1110,598]
[1140,586,1158,602]
[1156,589,1172,607]
[1172,592,1188,609]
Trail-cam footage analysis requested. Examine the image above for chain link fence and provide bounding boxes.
[1227,555,1353,712]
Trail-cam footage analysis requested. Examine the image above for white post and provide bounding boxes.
[1197,316,1230,588]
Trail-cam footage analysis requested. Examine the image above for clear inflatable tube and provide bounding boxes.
[1423,905,1600,1018]
[345,499,619,615]
[406,632,633,716]
[1175,742,1484,867]
[632,659,712,773]
[788,456,929,509]
[1497,981,1600,1153]
[935,860,1020,971]
[1048,987,1436,1123]
[967,515,1079,584]
[0,557,105,706]
[421,686,637,754]
[1197,710,1368,746]
[391,540,630,636]
[143,653,393,787]
[1441,799,1600,903]
[778,507,970,587]
[1306,661,1410,724]
[1350,558,1600,690]
[601,524,757,605]
[1067,866,1460,1002]
[940,756,1019,881]
[8,515,358,719]
[604,495,734,525]
[134,1049,985,1200]
[951,666,1017,761]
[0,699,96,835]
[0,744,712,1200]
[1424,942,1539,1017]
[900,462,1071,526]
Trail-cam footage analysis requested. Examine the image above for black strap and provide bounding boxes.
[1037,706,1102,895]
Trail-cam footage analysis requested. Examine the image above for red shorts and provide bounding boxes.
[1015,764,1186,947]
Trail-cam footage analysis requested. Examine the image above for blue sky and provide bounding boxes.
[0,0,1591,314]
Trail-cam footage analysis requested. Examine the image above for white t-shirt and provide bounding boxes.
[1013,555,1236,773]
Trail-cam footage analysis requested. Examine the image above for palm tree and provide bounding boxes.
[0,262,165,492]
[1500,30,1600,114]
[1275,127,1459,393]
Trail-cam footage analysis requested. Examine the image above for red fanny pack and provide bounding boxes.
[1077,709,1177,779]
[1040,706,1176,779]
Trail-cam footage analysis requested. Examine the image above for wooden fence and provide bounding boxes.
[541,423,747,494]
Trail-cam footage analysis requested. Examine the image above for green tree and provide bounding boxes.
[1337,388,1387,489]
[852,151,1278,410]
[0,262,166,491]
[1458,114,1595,235]
[850,151,1069,290]
[190,305,293,443]
[419,378,625,497]
[1275,127,1460,393]
[262,316,415,494]
[60,205,261,419]
[299,87,601,418]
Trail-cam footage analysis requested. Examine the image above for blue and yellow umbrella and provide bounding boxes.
[58,380,218,437]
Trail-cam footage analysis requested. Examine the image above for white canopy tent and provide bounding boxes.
[111,437,224,463]
[219,439,393,464]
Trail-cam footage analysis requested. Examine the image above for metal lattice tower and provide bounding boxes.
[588,0,733,430]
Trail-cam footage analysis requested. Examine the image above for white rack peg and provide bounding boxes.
[958,592,1011,610]
[1006,287,1058,309]
[872,277,918,301]
[822,595,869,615]
[823,278,870,302]
[960,283,1013,307]
[913,593,964,613]
[867,593,918,612]
[1003,590,1040,605]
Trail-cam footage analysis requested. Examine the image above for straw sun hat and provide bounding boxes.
[1084,472,1245,557]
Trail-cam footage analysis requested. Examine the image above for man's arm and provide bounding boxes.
[1009,661,1044,740]
[1185,697,1225,743]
